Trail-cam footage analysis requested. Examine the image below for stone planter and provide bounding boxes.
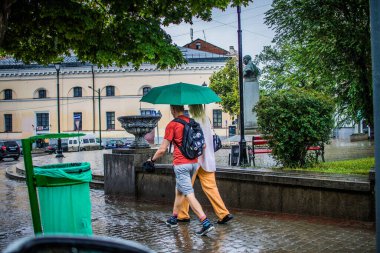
[118,115,161,148]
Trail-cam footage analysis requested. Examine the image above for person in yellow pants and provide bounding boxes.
[177,104,233,224]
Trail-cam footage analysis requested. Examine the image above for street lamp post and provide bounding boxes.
[237,6,248,166]
[91,65,95,134]
[54,63,64,158]
[88,86,102,149]
[202,81,207,111]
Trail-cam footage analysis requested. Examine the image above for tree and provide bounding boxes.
[209,57,239,116]
[0,0,251,69]
[257,0,372,127]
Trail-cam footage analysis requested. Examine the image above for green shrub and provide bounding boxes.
[254,88,335,167]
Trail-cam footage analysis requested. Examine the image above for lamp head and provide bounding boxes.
[54,63,61,71]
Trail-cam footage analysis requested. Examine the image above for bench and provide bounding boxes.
[248,135,325,166]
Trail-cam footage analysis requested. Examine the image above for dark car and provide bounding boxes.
[105,139,125,149]
[0,140,21,161]
[44,143,69,154]
[15,140,23,155]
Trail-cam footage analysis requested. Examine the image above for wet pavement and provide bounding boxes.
[0,139,376,252]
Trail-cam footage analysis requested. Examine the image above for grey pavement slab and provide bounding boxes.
[0,161,376,252]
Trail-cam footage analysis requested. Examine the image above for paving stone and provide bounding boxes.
[1,154,376,252]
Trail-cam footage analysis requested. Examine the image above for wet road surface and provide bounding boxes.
[0,156,376,252]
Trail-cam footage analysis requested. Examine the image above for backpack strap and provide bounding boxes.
[173,117,188,125]
[170,117,189,149]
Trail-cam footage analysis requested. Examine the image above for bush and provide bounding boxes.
[254,88,334,167]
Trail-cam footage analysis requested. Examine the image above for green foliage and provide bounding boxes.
[256,0,372,127]
[0,0,251,68]
[281,157,374,175]
[209,58,239,116]
[255,88,335,167]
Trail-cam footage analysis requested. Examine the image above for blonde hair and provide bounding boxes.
[189,104,206,121]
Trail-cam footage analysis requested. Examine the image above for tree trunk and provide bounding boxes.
[0,0,16,47]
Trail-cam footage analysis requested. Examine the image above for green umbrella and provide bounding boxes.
[140,82,221,105]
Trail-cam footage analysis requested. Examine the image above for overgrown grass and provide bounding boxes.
[281,157,375,175]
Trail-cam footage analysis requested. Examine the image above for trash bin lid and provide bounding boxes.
[35,163,91,173]
[34,162,92,187]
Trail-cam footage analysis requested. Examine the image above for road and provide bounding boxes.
[0,152,376,252]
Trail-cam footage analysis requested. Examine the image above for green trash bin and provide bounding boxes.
[33,162,92,235]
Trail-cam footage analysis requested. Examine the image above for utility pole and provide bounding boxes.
[88,86,102,150]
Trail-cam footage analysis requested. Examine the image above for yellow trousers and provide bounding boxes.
[177,167,230,220]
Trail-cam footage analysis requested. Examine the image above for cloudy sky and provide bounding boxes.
[163,0,275,58]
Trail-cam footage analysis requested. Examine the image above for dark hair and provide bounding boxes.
[170,105,185,112]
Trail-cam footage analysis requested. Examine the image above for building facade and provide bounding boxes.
[0,47,235,142]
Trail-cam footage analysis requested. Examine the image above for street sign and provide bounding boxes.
[74,114,81,130]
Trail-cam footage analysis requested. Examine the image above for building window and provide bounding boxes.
[36,113,49,131]
[73,87,82,97]
[143,87,151,96]
[106,112,115,130]
[140,109,159,116]
[213,109,222,128]
[4,114,12,132]
[4,89,12,100]
[38,89,46,99]
[196,42,201,50]
[106,86,115,96]
[73,112,82,130]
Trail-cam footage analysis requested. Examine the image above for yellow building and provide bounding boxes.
[0,48,234,142]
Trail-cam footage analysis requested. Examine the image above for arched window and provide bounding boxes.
[4,89,12,100]
[106,86,115,96]
[73,87,82,97]
[38,89,46,99]
[143,87,151,96]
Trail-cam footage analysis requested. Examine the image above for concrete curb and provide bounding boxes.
[6,165,104,189]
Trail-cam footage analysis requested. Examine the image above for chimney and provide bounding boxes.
[229,46,237,55]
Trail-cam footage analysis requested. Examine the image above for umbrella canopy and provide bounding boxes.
[140,82,221,105]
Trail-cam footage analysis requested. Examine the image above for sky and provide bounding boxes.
[163,0,275,59]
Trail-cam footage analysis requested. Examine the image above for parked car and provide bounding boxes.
[105,139,126,149]
[15,140,23,155]
[67,134,99,151]
[44,143,69,154]
[0,140,21,161]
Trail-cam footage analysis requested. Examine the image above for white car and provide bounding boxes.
[67,134,99,151]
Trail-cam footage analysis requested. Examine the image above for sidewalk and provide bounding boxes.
[90,190,375,253]
[1,139,376,252]
[0,169,375,252]
[0,169,375,253]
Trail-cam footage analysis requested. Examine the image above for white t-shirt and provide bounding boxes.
[194,115,216,172]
